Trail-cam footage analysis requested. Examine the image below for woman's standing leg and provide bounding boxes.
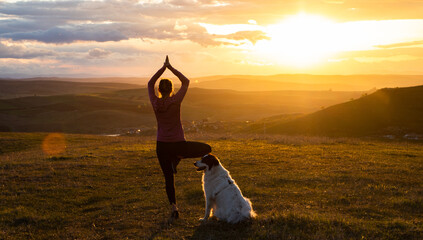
[156,143,177,205]
[156,142,180,220]
[157,154,176,204]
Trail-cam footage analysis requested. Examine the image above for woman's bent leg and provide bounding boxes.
[179,141,212,158]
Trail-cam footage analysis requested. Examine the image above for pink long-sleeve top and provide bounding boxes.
[148,68,190,142]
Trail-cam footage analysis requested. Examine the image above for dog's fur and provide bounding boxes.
[194,154,256,223]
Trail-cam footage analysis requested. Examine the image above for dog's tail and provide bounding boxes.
[250,209,257,218]
[245,197,257,218]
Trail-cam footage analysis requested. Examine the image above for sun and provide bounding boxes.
[254,13,342,67]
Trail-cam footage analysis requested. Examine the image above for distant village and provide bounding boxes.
[117,119,250,136]
[115,120,423,141]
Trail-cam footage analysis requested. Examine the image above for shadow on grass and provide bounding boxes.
[188,214,422,240]
[189,217,255,240]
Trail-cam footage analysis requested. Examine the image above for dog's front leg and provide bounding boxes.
[200,195,212,222]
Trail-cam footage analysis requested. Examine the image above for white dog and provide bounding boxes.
[194,154,256,223]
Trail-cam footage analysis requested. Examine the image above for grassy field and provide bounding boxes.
[0,132,422,239]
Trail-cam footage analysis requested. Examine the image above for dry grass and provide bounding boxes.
[0,132,422,239]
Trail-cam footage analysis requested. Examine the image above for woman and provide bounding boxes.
[148,56,212,220]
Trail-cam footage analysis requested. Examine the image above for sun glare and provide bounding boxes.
[255,13,341,67]
[251,14,423,68]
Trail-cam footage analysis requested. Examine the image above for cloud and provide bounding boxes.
[0,41,53,59]
[0,18,53,35]
[323,0,345,4]
[376,40,423,49]
[0,1,235,45]
[1,0,423,77]
[354,55,422,63]
[88,48,112,59]
[338,47,423,59]
[222,30,270,44]
[168,0,199,7]
[3,0,419,47]
[3,25,128,43]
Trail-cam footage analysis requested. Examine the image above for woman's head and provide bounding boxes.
[158,78,173,98]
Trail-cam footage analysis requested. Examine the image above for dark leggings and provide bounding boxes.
[156,141,212,205]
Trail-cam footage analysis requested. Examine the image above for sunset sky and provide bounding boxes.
[1,0,423,78]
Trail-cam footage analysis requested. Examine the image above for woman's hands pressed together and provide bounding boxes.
[164,55,171,68]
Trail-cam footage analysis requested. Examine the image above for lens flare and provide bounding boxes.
[42,133,66,156]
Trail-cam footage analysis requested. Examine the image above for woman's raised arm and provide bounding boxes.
[167,58,190,102]
[148,62,166,102]
[167,61,189,87]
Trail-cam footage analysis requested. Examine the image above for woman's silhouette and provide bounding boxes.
[148,56,211,221]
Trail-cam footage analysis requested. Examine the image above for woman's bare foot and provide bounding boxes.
[168,204,179,224]
[171,157,182,174]
[171,204,179,219]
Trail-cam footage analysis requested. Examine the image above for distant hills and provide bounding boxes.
[0,93,156,133]
[3,74,423,93]
[248,85,423,136]
[1,79,422,136]
[0,80,142,99]
[192,74,423,91]
[0,81,365,134]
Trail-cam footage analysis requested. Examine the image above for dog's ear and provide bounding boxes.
[202,154,220,171]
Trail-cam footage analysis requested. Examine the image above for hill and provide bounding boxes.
[4,74,423,93]
[182,88,363,121]
[192,74,423,91]
[251,85,423,136]
[0,87,364,134]
[0,93,155,133]
[0,80,142,99]
[193,77,355,91]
